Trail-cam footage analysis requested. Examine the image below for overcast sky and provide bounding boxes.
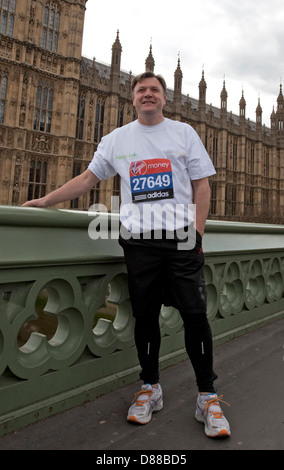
[82,0,284,127]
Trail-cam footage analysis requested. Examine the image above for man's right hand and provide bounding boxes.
[21,169,100,208]
[22,198,49,208]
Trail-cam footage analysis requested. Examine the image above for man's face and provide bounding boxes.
[132,77,166,123]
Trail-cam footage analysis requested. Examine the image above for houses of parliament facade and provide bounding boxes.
[1,0,284,223]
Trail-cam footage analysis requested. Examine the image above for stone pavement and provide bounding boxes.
[0,318,283,452]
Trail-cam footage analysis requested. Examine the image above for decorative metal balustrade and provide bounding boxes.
[0,205,284,436]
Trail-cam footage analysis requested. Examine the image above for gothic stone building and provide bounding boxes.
[1,0,284,223]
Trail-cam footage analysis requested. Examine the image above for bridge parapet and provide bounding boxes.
[0,205,284,435]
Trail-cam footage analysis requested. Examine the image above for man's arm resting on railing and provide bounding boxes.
[22,169,100,208]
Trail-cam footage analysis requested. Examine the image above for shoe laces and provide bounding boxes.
[132,389,153,407]
[202,394,230,419]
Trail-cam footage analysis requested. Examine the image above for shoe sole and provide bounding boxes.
[195,410,231,438]
[127,400,163,424]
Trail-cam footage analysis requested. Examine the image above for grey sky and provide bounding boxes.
[82,0,283,127]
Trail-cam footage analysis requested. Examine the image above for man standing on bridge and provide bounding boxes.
[23,71,231,438]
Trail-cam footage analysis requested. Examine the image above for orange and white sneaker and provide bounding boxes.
[195,393,231,438]
[127,384,163,424]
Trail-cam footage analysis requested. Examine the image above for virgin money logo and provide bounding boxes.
[130,160,147,176]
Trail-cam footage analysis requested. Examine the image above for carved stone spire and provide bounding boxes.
[277,83,284,113]
[111,30,122,71]
[174,54,183,92]
[199,68,207,103]
[110,30,122,93]
[198,68,207,120]
[256,96,262,126]
[145,42,155,72]
[173,54,183,119]
[239,89,246,119]
[220,78,228,112]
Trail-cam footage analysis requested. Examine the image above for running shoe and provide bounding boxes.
[195,393,231,437]
[127,384,163,424]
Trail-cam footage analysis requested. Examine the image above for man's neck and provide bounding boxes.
[137,113,164,126]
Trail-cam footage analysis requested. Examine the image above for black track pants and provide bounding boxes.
[119,232,217,393]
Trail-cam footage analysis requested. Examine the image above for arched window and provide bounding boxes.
[70,163,82,208]
[210,182,217,215]
[0,74,8,123]
[41,2,60,53]
[76,97,85,140]
[117,105,124,127]
[0,0,16,36]
[94,99,105,142]
[212,135,218,166]
[28,159,48,200]
[34,84,54,132]
[232,139,237,171]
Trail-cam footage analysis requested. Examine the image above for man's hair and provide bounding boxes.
[131,72,167,96]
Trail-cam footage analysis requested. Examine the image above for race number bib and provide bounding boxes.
[130,159,174,203]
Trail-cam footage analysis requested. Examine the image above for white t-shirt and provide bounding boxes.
[88,118,216,234]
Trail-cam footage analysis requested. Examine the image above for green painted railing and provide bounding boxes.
[0,205,284,436]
